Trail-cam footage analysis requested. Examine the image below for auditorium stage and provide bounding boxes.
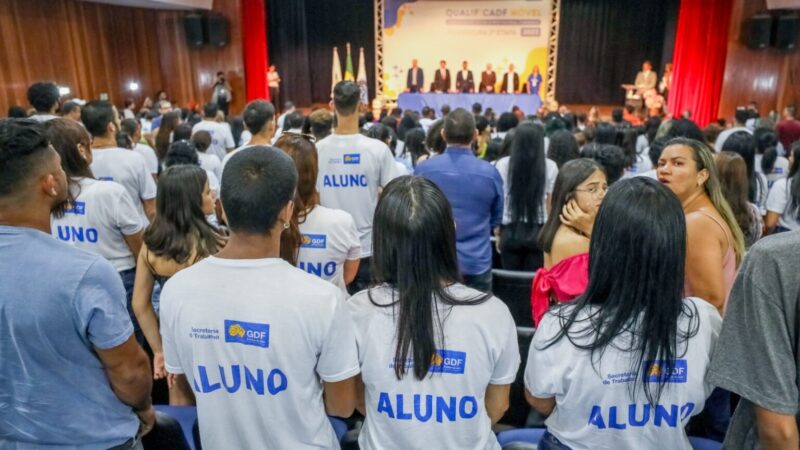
[397,93,542,116]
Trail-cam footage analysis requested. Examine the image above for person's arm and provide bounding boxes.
[142,198,155,223]
[485,384,511,424]
[684,213,726,313]
[756,407,799,450]
[131,251,165,379]
[354,374,366,416]
[525,389,556,417]
[324,376,358,417]
[765,211,781,234]
[343,259,360,285]
[124,231,143,260]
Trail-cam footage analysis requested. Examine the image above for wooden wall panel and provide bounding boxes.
[718,0,800,121]
[0,0,245,116]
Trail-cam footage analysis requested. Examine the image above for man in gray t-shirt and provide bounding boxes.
[707,231,800,449]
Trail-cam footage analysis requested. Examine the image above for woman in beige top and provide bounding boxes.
[132,165,224,404]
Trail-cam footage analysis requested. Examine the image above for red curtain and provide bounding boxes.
[668,0,734,126]
[241,0,269,101]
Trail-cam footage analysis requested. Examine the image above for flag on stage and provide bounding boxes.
[331,46,343,94]
[344,43,355,81]
[357,47,368,104]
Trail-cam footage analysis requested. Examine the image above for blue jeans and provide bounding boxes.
[539,430,572,450]
[462,269,493,293]
[119,268,143,345]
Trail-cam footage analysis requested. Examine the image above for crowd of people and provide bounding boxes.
[1,78,799,450]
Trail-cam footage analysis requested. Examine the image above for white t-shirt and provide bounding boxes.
[220,144,253,174]
[755,153,790,189]
[316,133,402,257]
[198,151,223,182]
[494,156,558,225]
[766,178,800,230]
[160,257,360,450]
[90,147,157,225]
[525,298,722,450]
[347,284,520,450]
[714,126,751,151]
[30,114,59,122]
[192,120,235,162]
[239,130,252,147]
[133,143,159,175]
[51,178,143,271]
[623,154,654,179]
[297,206,361,293]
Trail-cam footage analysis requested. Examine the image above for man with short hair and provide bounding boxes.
[81,101,156,225]
[26,82,60,122]
[419,106,436,133]
[456,60,475,93]
[317,81,401,293]
[160,146,359,449]
[309,108,334,141]
[211,71,232,116]
[706,231,800,449]
[192,102,235,161]
[120,118,159,180]
[776,105,800,151]
[480,63,497,93]
[60,100,82,122]
[221,99,276,170]
[406,58,424,93]
[433,60,451,93]
[277,101,296,131]
[122,98,136,120]
[0,118,154,448]
[148,100,172,134]
[715,108,753,151]
[472,102,483,116]
[415,108,503,292]
[500,64,520,94]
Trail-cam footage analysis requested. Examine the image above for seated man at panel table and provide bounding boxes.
[480,63,497,93]
[432,60,452,93]
[500,64,520,94]
[456,60,475,93]
[406,58,424,93]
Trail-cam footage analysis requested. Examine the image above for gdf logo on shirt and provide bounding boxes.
[224,320,270,348]
[429,350,466,374]
[300,234,327,249]
[65,201,86,215]
[343,153,361,164]
[642,359,687,383]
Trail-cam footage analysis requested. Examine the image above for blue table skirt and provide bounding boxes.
[397,93,542,116]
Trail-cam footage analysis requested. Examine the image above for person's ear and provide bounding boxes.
[440,128,446,142]
[42,173,59,198]
[281,200,294,224]
[697,168,710,187]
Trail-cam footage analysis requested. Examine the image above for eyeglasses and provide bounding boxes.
[574,185,608,198]
[281,131,316,143]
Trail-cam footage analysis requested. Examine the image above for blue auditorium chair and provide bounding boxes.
[497,428,545,449]
[689,436,722,450]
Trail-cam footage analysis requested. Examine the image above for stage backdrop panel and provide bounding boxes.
[383,0,551,100]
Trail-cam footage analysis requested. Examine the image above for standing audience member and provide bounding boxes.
[722,131,768,213]
[211,71,232,116]
[776,105,800,151]
[192,130,223,181]
[222,99,276,169]
[81,101,156,226]
[765,142,800,233]
[706,229,800,450]
[275,133,361,294]
[154,110,181,161]
[27,82,61,122]
[348,176,519,449]
[47,118,146,341]
[715,108,752,151]
[192,102,235,161]
[753,128,789,187]
[122,99,136,120]
[495,122,557,271]
[547,129,580,168]
[716,151,763,247]
[7,106,28,118]
[59,101,82,122]
[120,118,159,180]
[532,159,607,325]
[526,177,721,450]
[132,165,222,405]
[416,108,503,292]
[401,127,430,168]
[308,108,334,142]
[0,118,155,448]
[317,81,400,293]
[159,146,360,448]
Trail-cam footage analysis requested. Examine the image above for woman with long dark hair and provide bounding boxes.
[525,177,721,450]
[154,110,181,161]
[715,151,762,247]
[658,137,745,314]
[400,127,430,168]
[753,127,789,188]
[547,129,580,168]
[274,133,361,293]
[532,159,607,326]
[47,118,145,340]
[132,165,223,404]
[494,122,557,270]
[721,131,768,212]
[765,142,800,233]
[348,176,519,449]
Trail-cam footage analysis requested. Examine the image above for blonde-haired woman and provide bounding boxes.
[657,137,744,315]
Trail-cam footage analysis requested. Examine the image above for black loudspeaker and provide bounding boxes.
[205,15,228,47]
[773,14,799,50]
[183,14,204,48]
[746,14,772,49]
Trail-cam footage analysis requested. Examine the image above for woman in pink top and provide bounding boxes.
[531,159,607,326]
[658,137,744,315]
